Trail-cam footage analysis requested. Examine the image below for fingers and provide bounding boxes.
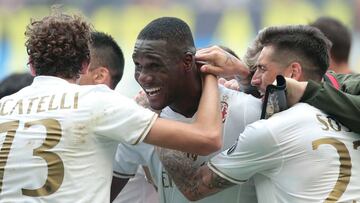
[218,78,227,85]
[134,90,150,108]
[224,79,240,91]
[196,45,248,78]
[199,64,226,76]
[195,46,225,62]
[196,45,223,56]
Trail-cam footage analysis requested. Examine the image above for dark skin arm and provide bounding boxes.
[158,148,234,201]
[110,177,129,202]
[143,74,222,156]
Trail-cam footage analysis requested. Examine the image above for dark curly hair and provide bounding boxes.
[25,10,92,79]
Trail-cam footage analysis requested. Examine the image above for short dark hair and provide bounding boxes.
[0,73,34,99]
[25,9,91,79]
[310,16,351,64]
[137,17,195,55]
[257,25,332,81]
[90,31,124,89]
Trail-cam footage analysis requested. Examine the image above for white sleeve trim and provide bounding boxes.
[113,171,136,179]
[132,113,158,145]
[208,162,247,185]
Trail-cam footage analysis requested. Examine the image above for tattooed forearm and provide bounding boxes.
[207,169,234,189]
[157,147,234,201]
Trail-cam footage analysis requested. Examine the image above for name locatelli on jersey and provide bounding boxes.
[0,92,79,116]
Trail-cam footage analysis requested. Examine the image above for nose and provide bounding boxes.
[136,70,154,85]
[251,70,261,87]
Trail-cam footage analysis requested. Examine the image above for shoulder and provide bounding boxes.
[239,104,318,141]
[82,85,139,108]
[219,85,262,125]
[219,85,262,108]
[268,103,320,124]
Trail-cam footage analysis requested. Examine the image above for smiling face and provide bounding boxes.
[251,45,293,95]
[133,39,185,110]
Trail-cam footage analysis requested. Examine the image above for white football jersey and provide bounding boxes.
[210,103,360,203]
[114,85,262,203]
[0,76,157,203]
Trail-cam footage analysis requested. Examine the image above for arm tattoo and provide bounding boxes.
[224,51,236,67]
[157,147,234,200]
[207,170,234,189]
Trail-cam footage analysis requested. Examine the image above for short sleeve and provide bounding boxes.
[113,143,155,178]
[208,120,283,184]
[92,90,158,145]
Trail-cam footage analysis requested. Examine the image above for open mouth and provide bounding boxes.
[144,87,162,97]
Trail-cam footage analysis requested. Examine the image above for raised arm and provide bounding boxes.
[196,46,260,96]
[144,74,222,156]
[196,46,250,79]
[158,149,234,201]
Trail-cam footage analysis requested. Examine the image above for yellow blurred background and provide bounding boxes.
[0,0,358,97]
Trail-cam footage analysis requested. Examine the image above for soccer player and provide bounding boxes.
[161,25,360,202]
[78,31,124,89]
[78,31,158,203]
[112,17,261,203]
[0,11,222,202]
[198,34,360,134]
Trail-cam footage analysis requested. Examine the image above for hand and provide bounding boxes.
[134,90,162,114]
[196,46,250,80]
[284,77,308,107]
[218,78,240,91]
[134,90,150,108]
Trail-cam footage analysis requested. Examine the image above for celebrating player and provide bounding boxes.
[0,10,222,202]
[161,25,360,202]
[112,17,261,203]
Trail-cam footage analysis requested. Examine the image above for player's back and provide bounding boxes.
[264,103,360,202]
[0,76,155,202]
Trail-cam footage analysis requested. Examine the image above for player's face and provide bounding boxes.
[251,45,292,96]
[133,39,183,110]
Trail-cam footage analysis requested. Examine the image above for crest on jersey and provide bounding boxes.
[221,95,229,123]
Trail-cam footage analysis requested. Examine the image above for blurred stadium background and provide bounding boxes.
[0,0,359,97]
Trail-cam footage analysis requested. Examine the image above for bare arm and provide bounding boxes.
[283,77,307,107]
[144,74,222,156]
[158,148,234,201]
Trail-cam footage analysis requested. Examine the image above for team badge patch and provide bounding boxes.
[221,95,229,123]
[221,101,228,123]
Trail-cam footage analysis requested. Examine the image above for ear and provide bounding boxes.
[80,61,90,75]
[288,62,302,81]
[28,58,36,76]
[29,64,36,76]
[93,67,111,87]
[183,52,194,72]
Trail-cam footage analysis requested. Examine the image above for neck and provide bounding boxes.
[329,61,351,74]
[169,71,202,118]
[60,77,77,84]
